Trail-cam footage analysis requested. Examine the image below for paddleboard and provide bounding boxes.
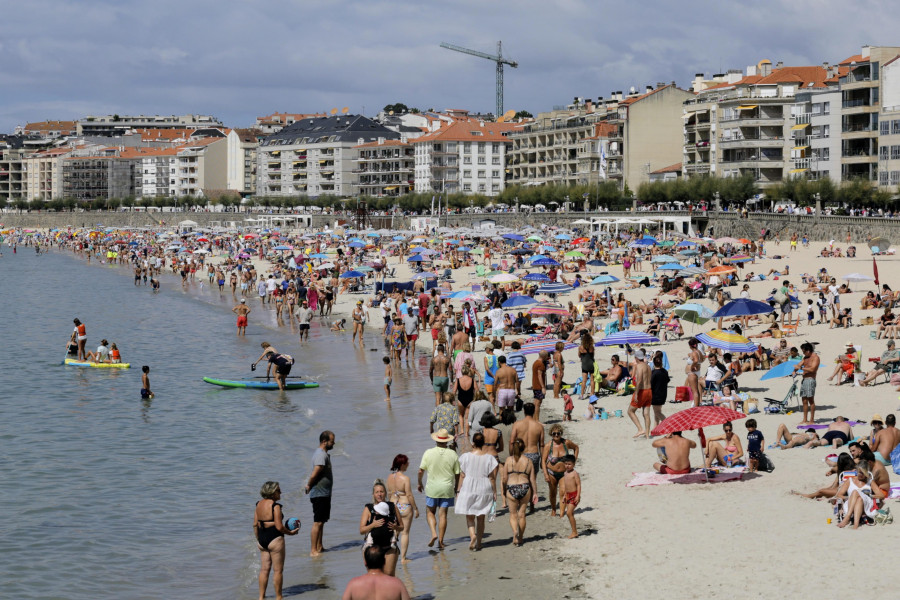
[203,377,319,390]
[64,358,131,369]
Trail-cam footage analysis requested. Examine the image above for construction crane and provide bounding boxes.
[440,41,518,118]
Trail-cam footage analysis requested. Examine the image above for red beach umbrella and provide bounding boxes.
[873,256,880,287]
[651,406,747,479]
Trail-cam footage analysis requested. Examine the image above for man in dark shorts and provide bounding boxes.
[297,300,313,341]
[252,342,293,390]
[531,350,547,421]
[306,430,335,557]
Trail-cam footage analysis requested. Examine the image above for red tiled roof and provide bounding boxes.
[620,84,673,105]
[839,54,864,65]
[25,120,77,134]
[651,163,682,174]
[412,120,517,143]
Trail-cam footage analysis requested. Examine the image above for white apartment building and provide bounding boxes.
[354,138,415,198]
[791,88,842,181]
[256,115,399,197]
[413,120,516,196]
[23,147,72,201]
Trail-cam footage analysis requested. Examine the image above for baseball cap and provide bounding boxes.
[634,349,646,360]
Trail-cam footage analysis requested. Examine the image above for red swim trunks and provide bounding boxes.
[564,491,578,506]
[630,388,652,408]
[659,465,691,475]
[237,315,248,327]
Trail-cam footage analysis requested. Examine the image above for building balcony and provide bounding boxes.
[842,127,877,140]
[841,153,877,164]
[719,137,784,149]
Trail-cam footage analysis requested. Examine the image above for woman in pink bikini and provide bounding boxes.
[704,421,744,468]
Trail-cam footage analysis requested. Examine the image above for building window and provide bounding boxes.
[892,170,900,185]
[478,183,486,192]
[492,170,500,177]
[463,170,471,178]
[892,146,900,160]
[478,142,485,153]
[463,183,471,191]
[492,156,500,165]
[881,146,890,160]
[880,171,889,185]
[463,143,471,154]
[477,157,486,165]
[492,183,500,192]
[477,170,486,178]
[463,156,471,165]
[821,147,829,160]
[893,120,900,135]
[882,121,890,135]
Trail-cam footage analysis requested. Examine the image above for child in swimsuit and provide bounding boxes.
[383,356,392,402]
[558,456,581,538]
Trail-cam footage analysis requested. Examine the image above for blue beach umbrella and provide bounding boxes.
[696,330,757,353]
[407,254,429,262]
[586,259,608,267]
[760,358,802,381]
[657,262,685,271]
[502,295,538,309]
[711,298,774,319]
[410,246,429,253]
[392,236,406,241]
[679,249,700,256]
[339,270,365,278]
[523,273,552,282]
[347,241,366,248]
[413,272,439,279]
[554,233,572,240]
[629,238,656,247]
[366,232,380,237]
[310,253,330,259]
[591,275,619,284]
[532,257,561,267]
[503,233,526,242]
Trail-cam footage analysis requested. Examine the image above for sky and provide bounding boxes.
[0,0,896,132]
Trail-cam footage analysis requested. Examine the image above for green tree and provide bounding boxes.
[513,110,533,120]
[382,103,409,115]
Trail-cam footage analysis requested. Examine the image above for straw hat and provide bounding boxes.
[431,428,453,443]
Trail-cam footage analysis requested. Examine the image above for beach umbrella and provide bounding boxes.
[366,232,380,237]
[869,237,890,252]
[444,239,459,245]
[520,339,576,356]
[502,295,538,309]
[273,245,293,251]
[657,262,685,271]
[470,248,484,255]
[339,270,365,279]
[355,265,374,272]
[407,254,429,262]
[510,248,532,255]
[677,241,697,248]
[842,273,874,283]
[715,237,742,245]
[523,273,551,282]
[410,246,429,253]
[760,358,802,381]
[596,331,660,346]
[677,266,706,277]
[528,303,570,316]
[673,303,713,324]
[711,298,774,319]
[554,233,572,240]
[347,241,366,248]
[315,262,335,270]
[726,255,753,263]
[196,237,209,243]
[591,275,619,284]
[629,238,656,247]
[564,250,585,258]
[531,257,561,267]
[706,265,737,276]
[526,235,544,242]
[502,233,526,242]
[310,253,330,259]
[587,260,608,267]
[457,246,472,252]
[537,283,573,295]
[417,248,438,255]
[392,235,406,241]
[651,255,674,263]
[490,273,520,283]
[412,272,439,279]
[696,330,756,353]
[679,249,700,256]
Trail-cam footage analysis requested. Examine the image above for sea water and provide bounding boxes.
[0,250,469,599]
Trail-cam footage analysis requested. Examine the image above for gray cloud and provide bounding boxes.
[0,0,895,131]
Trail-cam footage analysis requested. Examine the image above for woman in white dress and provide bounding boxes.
[835,460,886,529]
[455,432,499,551]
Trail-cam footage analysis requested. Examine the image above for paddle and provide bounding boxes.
[249,376,308,379]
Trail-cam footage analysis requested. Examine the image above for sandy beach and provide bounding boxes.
[17,226,900,599]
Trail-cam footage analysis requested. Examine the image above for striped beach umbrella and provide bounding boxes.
[527,303,570,316]
[520,339,577,356]
[490,273,519,283]
[696,330,756,353]
[596,331,661,346]
[536,283,573,295]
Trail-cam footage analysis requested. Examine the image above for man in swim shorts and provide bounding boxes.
[510,402,545,509]
[871,414,900,465]
[627,350,652,439]
[652,431,696,474]
[429,344,450,406]
[808,416,853,449]
[232,298,250,336]
[494,356,518,409]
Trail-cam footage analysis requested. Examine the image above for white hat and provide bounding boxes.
[634,349,646,360]
[240,299,246,303]
[374,502,390,516]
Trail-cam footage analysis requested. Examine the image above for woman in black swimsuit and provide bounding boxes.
[453,360,479,438]
[358,479,404,576]
[541,425,580,516]
[480,412,505,507]
[503,439,537,546]
[578,331,595,400]
[253,481,299,600]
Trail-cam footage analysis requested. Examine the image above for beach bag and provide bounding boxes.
[673,386,691,403]
[891,444,900,475]
[773,291,788,305]
[515,397,524,412]
[891,373,900,386]
[758,453,775,473]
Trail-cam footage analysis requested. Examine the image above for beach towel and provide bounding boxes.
[797,422,861,429]
[626,467,745,487]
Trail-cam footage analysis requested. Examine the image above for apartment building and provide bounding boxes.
[256,115,399,197]
[507,102,609,187]
[62,152,136,201]
[354,139,415,197]
[0,135,32,204]
[412,120,517,196]
[229,128,260,196]
[879,53,900,188]
[791,87,842,181]
[77,114,223,137]
[684,62,832,188]
[23,147,72,201]
[608,84,694,190]
[23,120,77,140]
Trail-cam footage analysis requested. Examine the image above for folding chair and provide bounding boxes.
[782,315,800,337]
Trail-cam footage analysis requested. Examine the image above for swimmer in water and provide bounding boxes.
[141,366,154,399]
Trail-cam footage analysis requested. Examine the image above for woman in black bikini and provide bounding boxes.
[453,361,479,438]
[503,439,537,546]
[253,481,299,600]
[480,412,505,507]
[542,424,580,516]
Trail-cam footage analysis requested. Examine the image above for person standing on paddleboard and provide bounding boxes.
[71,318,87,361]
[252,342,294,391]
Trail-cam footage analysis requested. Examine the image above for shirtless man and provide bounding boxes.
[597,355,624,390]
[510,403,545,511]
[627,350,652,438]
[341,545,411,600]
[773,424,818,448]
[871,414,900,466]
[494,356,518,412]
[429,307,446,352]
[652,431,696,475]
[429,344,450,406]
[232,298,251,336]
[806,416,852,449]
[792,342,820,425]
[449,326,469,364]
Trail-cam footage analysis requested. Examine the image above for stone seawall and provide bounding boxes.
[3,209,900,242]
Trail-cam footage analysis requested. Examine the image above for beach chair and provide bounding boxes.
[880,361,900,384]
[763,374,800,414]
[474,265,486,278]
[782,315,800,337]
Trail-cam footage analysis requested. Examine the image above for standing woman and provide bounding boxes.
[453,361,479,439]
[616,292,628,330]
[685,360,702,407]
[253,481,299,600]
[502,439,537,547]
[386,455,418,564]
[307,283,319,313]
[577,331,595,399]
[480,412,505,508]
[622,253,632,279]
[553,340,565,399]
[359,479,403,575]
[455,432,499,551]
[541,424,579,517]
